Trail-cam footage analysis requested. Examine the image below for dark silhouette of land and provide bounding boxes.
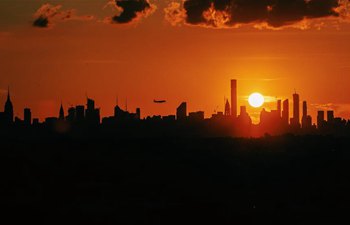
[1,135,350,225]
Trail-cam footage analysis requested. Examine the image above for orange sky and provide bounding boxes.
[1,0,350,124]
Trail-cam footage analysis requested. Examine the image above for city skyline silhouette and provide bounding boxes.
[1,79,349,137]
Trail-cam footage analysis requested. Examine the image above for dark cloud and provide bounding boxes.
[111,0,156,24]
[33,4,94,28]
[33,16,49,28]
[166,0,348,28]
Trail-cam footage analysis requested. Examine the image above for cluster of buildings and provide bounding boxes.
[1,81,349,137]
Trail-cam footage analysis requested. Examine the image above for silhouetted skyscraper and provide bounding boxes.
[231,80,237,118]
[282,99,289,125]
[240,106,247,115]
[237,105,252,131]
[291,92,300,127]
[85,98,100,125]
[114,103,138,121]
[301,101,312,129]
[24,108,31,126]
[76,105,85,122]
[59,103,65,120]
[136,108,141,120]
[327,110,334,123]
[317,111,325,129]
[302,101,307,118]
[176,102,187,121]
[87,98,95,111]
[225,99,231,116]
[114,105,138,122]
[114,105,123,118]
[67,107,76,122]
[4,87,13,124]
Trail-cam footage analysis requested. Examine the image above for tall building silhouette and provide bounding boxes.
[327,111,334,123]
[59,103,65,120]
[237,105,252,136]
[317,111,325,129]
[76,105,85,122]
[282,99,289,125]
[85,98,100,125]
[302,101,307,118]
[301,101,312,129]
[87,98,95,110]
[302,101,307,128]
[67,107,76,122]
[114,105,124,119]
[231,79,237,118]
[114,104,139,121]
[4,87,14,124]
[291,92,300,127]
[136,108,141,120]
[176,102,187,121]
[224,99,231,116]
[24,108,31,125]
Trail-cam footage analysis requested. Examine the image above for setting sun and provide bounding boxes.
[248,93,265,108]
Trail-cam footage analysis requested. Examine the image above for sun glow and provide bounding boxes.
[248,93,265,108]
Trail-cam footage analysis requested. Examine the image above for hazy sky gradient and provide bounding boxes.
[1,0,350,123]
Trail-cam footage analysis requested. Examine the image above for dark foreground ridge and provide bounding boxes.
[1,135,350,225]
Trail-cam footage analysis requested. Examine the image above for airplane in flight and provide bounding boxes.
[153,99,166,103]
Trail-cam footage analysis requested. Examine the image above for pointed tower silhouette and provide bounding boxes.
[4,86,14,123]
[224,99,231,116]
[59,102,65,120]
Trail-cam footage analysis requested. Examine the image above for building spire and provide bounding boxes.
[59,101,65,120]
[7,86,10,101]
[4,85,13,123]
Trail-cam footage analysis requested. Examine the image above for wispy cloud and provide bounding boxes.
[81,59,126,64]
[311,103,350,119]
[240,95,280,103]
[311,103,340,111]
[33,3,94,28]
[238,77,286,82]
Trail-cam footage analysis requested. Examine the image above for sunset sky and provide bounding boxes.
[1,0,350,123]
